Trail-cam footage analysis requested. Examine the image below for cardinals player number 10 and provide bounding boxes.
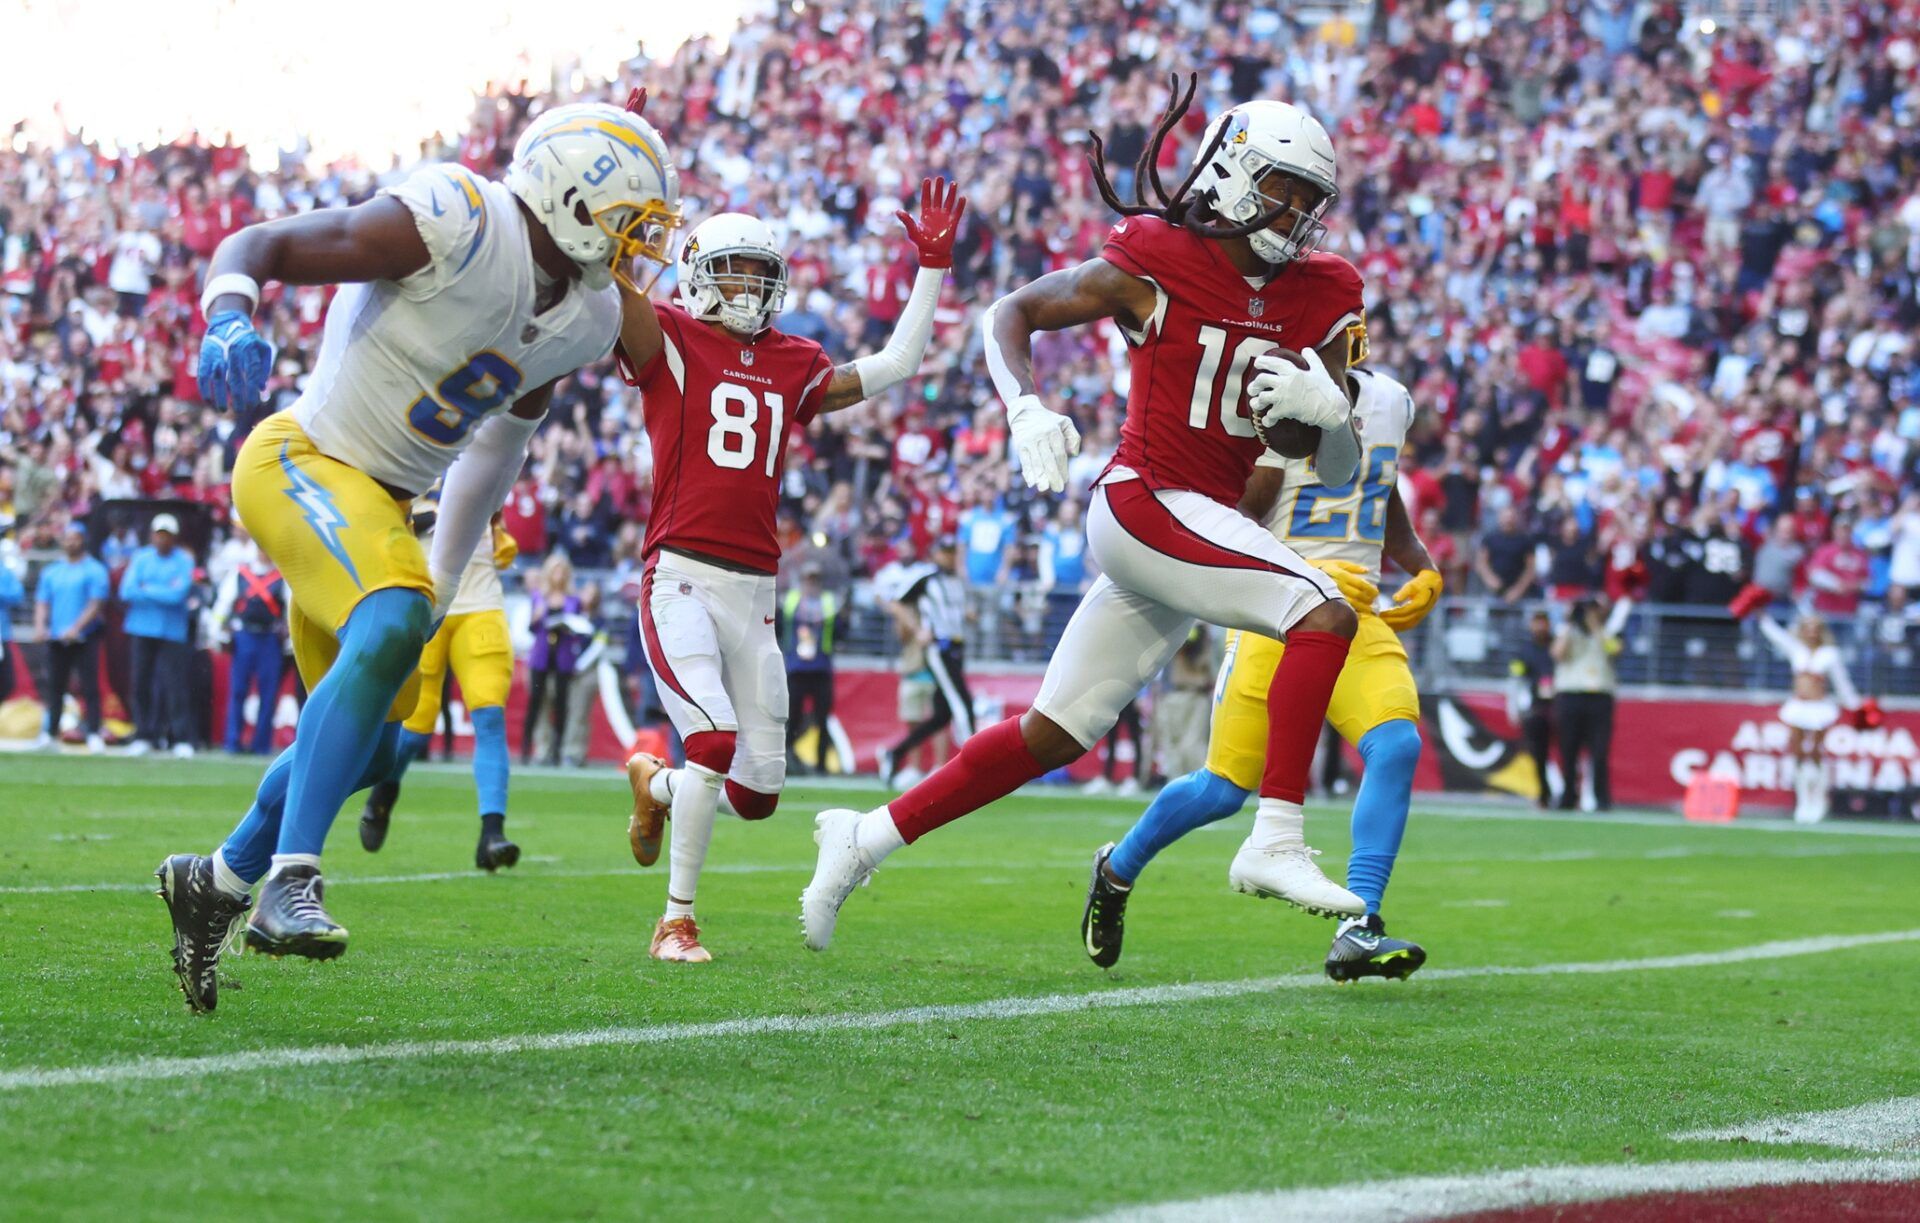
[706,382,785,476]
[1188,325,1276,437]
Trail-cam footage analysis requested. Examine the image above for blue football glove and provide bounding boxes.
[198,311,275,410]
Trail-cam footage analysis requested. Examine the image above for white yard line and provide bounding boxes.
[1089,1156,1920,1223]
[2,929,1916,1094]
[1677,1096,1920,1152]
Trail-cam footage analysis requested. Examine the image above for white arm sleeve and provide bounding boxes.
[1603,595,1633,639]
[1829,649,1861,708]
[1757,614,1798,658]
[851,267,944,399]
[429,411,543,604]
[981,297,1024,408]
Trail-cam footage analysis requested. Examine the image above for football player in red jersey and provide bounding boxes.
[804,78,1371,952]
[617,178,966,963]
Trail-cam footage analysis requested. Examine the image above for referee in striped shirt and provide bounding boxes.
[879,537,974,784]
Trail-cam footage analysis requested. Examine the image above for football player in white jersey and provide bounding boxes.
[1084,364,1444,981]
[156,100,680,1013]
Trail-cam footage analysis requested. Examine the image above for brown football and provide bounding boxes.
[1249,348,1321,459]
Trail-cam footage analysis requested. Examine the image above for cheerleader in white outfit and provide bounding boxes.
[1757,613,1858,823]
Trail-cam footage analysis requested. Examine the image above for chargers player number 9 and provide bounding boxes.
[408,351,525,445]
[707,382,786,477]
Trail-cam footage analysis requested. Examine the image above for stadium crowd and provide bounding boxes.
[5,0,1920,716]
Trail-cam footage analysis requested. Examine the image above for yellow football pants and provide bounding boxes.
[231,412,429,720]
[403,609,514,734]
[1206,613,1421,792]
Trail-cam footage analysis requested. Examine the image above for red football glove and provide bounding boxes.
[895,176,967,269]
[1726,582,1772,621]
[1848,698,1885,730]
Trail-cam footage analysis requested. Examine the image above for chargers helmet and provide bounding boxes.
[677,213,788,336]
[506,102,682,291]
[1191,101,1338,266]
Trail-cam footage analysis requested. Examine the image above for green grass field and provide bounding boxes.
[2,754,1918,1220]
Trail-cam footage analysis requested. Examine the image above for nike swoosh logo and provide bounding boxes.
[429,191,445,217]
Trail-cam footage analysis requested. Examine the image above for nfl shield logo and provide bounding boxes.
[741,349,755,366]
[1249,298,1265,316]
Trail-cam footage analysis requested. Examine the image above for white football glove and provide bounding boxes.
[1248,347,1352,433]
[429,567,461,623]
[1006,393,1081,494]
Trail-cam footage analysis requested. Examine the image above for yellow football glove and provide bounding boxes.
[1309,558,1379,612]
[1378,568,1444,631]
[491,521,520,571]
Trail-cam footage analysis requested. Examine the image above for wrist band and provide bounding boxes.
[200,273,261,320]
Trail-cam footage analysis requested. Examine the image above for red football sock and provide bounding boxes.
[890,716,1045,843]
[1261,629,1352,803]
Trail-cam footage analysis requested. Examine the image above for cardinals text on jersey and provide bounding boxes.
[292,164,621,495]
[1098,216,1365,506]
[632,300,834,573]
[1261,366,1415,586]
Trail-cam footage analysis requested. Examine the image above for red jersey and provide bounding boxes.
[1098,217,1365,506]
[631,300,834,574]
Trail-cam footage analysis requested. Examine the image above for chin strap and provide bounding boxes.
[851,267,945,399]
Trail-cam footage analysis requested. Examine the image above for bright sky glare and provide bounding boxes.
[0,0,748,165]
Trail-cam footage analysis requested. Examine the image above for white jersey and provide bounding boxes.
[292,163,621,494]
[1260,366,1415,586]
[419,527,506,617]
[1758,615,1859,705]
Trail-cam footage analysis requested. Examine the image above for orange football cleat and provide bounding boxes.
[626,753,671,866]
[650,916,712,963]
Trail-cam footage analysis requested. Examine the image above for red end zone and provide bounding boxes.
[1452,1178,1920,1221]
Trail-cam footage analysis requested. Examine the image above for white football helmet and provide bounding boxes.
[677,213,788,336]
[1191,100,1338,266]
[506,102,683,291]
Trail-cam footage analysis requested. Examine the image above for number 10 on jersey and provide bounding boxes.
[707,382,786,477]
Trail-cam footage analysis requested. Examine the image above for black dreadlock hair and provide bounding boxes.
[1086,73,1293,243]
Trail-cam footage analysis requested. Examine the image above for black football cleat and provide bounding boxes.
[476,827,520,873]
[1081,842,1133,968]
[155,854,251,1014]
[359,779,400,853]
[1325,913,1427,982]
[245,865,348,960]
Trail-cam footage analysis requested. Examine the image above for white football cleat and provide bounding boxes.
[800,808,876,951]
[124,740,153,757]
[1228,840,1365,919]
[172,743,196,760]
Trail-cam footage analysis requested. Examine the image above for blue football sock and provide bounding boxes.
[217,722,406,884]
[218,745,295,884]
[1349,719,1421,914]
[390,727,431,784]
[470,705,509,818]
[274,588,430,860]
[1108,768,1250,883]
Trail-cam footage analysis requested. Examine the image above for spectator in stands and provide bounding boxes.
[1545,518,1603,602]
[1038,498,1088,595]
[33,523,108,753]
[1680,506,1750,607]
[1552,598,1630,814]
[958,492,1017,586]
[211,528,285,755]
[1750,515,1808,610]
[1806,516,1871,618]
[120,513,197,757]
[1475,507,1536,604]
[781,561,840,776]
